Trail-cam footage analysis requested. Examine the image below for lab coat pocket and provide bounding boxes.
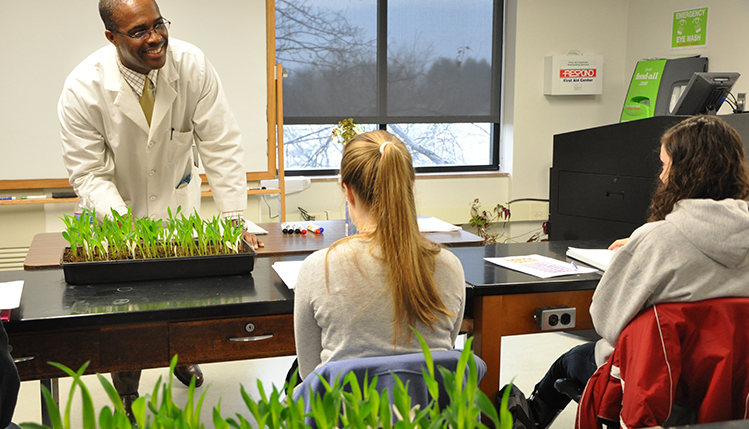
[168,129,194,166]
[175,166,202,215]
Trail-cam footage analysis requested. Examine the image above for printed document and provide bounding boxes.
[485,254,597,279]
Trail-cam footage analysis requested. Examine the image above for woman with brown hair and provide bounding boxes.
[517,115,749,428]
[293,130,465,380]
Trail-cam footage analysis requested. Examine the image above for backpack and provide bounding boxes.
[497,384,536,429]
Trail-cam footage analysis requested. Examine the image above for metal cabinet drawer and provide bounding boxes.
[169,314,295,364]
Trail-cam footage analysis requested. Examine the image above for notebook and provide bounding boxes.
[566,247,615,271]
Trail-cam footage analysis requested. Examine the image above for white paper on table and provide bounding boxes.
[242,219,269,235]
[272,261,305,289]
[484,254,597,279]
[417,217,462,232]
[0,281,23,309]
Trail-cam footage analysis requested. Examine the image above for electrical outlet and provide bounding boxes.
[534,306,576,331]
[530,203,549,220]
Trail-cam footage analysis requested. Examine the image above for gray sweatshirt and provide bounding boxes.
[293,238,466,379]
[590,198,749,365]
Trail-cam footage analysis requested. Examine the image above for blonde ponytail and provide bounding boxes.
[335,130,453,346]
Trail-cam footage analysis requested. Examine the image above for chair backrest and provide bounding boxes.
[292,350,486,426]
[577,297,749,428]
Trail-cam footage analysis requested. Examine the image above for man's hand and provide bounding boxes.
[241,230,264,250]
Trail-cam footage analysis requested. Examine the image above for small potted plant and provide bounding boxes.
[469,199,548,243]
[332,118,364,236]
[331,117,363,145]
[469,198,512,244]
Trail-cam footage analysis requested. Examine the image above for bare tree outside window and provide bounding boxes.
[277,0,499,172]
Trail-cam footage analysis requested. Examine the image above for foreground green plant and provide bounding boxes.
[21,335,512,429]
[60,207,245,263]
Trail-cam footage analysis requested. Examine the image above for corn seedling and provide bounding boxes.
[23,333,511,429]
[60,207,247,263]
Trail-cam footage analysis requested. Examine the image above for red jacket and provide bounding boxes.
[577,298,749,428]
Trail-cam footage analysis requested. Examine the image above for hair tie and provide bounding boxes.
[379,141,394,154]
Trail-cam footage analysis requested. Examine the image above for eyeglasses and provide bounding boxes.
[113,19,170,41]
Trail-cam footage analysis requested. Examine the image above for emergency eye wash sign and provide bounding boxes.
[544,55,603,95]
[672,7,708,49]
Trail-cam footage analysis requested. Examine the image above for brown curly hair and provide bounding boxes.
[649,115,749,222]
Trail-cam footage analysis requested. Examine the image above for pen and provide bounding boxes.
[170,128,174,140]
[0,196,15,201]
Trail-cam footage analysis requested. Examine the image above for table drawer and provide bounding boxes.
[10,329,100,380]
[99,322,170,373]
[169,314,295,364]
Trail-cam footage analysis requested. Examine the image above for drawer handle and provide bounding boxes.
[14,356,35,364]
[229,334,274,342]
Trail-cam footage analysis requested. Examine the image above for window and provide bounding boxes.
[277,0,502,174]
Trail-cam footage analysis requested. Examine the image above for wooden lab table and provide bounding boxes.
[12,218,482,424]
[16,220,599,416]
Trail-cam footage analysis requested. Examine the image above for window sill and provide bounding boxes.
[307,170,509,183]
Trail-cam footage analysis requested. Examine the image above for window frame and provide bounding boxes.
[280,0,504,176]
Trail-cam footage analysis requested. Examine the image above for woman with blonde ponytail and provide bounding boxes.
[293,130,466,380]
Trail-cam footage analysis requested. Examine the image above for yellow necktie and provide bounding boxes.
[139,77,155,126]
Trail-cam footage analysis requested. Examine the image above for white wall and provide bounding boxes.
[625,0,749,107]
[508,0,630,199]
[0,0,267,181]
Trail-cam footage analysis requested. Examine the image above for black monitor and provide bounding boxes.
[671,72,740,115]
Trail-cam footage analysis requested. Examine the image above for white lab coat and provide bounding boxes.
[59,38,247,221]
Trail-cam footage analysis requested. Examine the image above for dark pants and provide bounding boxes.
[112,370,141,395]
[534,342,597,410]
[0,322,19,429]
[285,358,301,389]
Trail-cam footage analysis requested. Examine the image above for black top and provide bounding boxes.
[450,241,604,295]
[1,255,302,334]
[3,241,604,334]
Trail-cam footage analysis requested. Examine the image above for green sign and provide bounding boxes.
[672,7,708,49]
[620,59,667,122]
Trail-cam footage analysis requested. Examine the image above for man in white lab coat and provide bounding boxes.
[58,0,263,420]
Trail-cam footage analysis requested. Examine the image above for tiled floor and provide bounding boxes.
[11,332,589,428]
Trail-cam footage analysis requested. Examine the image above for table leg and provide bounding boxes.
[40,378,59,427]
[473,295,504,400]
[472,290,595,401]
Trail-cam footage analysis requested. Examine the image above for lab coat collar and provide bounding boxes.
[150,49,178,134]
[104,44,179,135]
